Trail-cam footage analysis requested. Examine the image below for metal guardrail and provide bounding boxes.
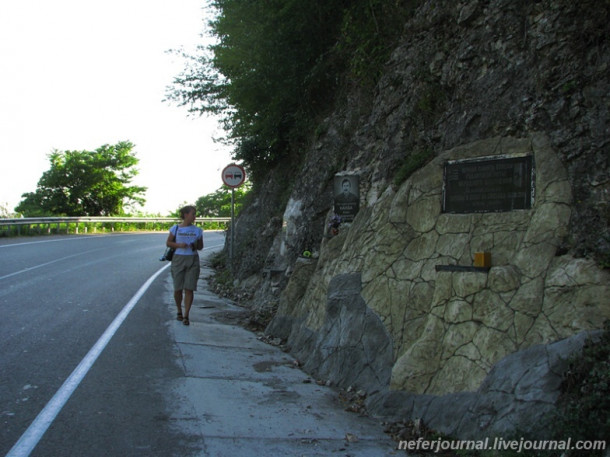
[0,216,230,226]
[0,216,231,235]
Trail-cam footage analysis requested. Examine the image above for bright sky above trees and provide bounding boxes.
[0,0,232,216]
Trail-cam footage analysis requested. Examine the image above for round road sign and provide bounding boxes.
[222,164,246,188]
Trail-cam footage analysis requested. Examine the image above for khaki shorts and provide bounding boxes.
[171,254,200,291]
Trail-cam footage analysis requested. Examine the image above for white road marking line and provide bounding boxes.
[0,238,223,282]
[5,263,171,457]
[0,249,105,281]
[0,236,113,248]
[5,243,225,456]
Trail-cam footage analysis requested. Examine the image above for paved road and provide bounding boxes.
[1,232,399,457]
[0,232,225,456]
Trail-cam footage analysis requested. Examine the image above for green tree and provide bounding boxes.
[167,0,418,183]
[167,0,349,180]
[194,182,251,218]
[16,141,146,216]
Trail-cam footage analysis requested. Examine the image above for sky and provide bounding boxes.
[0,0,233,216]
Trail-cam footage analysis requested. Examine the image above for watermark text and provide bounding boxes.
[398,437,607,453]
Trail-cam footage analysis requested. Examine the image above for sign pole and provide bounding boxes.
[221,163,246,273]
[230,187,235,264]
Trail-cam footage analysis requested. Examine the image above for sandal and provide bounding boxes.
[177,312,183,321]
[183,317,190,326]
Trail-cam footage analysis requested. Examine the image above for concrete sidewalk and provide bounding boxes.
[163,255,400,457]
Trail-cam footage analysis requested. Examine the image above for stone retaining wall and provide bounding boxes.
[266,133,610,434]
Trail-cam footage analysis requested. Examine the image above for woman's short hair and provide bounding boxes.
[179,205,196,219]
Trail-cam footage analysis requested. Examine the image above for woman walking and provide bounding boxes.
[167,205,203,325]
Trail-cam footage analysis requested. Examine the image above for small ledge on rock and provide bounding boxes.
[262,267,286,278]
[435,265,491,273]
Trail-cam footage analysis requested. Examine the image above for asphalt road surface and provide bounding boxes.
[0,231,225,456]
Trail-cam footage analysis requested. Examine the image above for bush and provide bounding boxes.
[393,148,434,187]
[552,320,610,455]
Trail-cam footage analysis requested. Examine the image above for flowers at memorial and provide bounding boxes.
[329,214,342,235]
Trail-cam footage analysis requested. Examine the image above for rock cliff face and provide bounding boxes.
[229,0,609,437]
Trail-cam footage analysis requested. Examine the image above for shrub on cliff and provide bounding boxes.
[553,320,610,455]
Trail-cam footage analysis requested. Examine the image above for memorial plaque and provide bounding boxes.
[442,155,534,213]
[334,175,360,222]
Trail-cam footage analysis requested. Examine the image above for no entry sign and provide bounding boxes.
[222,163,246,188]
[222,163,246,265]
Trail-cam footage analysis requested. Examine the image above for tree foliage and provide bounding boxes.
[194,182,251,218]
[16,141,146,216]
[0,202,17,218]
[167,0,417,182]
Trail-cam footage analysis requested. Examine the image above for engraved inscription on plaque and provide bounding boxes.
[442,155,534,213]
